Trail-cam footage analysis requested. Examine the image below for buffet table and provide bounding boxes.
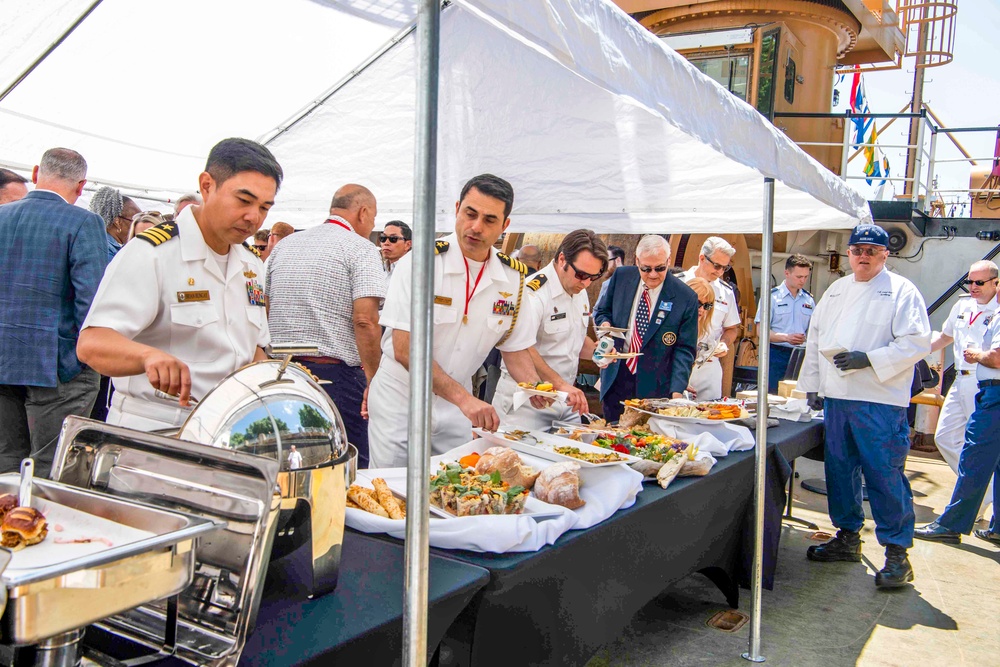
[435,420,824,667]
[84,531,490,666]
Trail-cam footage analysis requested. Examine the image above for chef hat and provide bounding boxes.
[848,224,889,247]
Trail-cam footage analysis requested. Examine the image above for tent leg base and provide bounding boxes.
[742,652,766,663]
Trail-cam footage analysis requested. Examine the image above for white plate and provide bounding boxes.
[382,478,564,521]
[474,428,640,468]
[623,402,746,425]
[600,352,643,360]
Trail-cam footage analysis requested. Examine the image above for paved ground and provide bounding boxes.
[587,450,1000,667]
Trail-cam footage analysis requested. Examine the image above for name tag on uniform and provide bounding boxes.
[434,295,453,306]
[550,312,567,321]
[177,290,210,302]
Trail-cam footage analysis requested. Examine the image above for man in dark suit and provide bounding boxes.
[0,148,107,476]
[594,235,698,422]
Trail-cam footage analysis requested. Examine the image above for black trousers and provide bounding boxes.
[297,361,370,469]
[601,368,637,423]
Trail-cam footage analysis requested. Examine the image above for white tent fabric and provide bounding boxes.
[0,0,869,232]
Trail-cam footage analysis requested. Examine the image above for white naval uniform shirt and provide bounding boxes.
[368,235,536,466]
[942,296,998,373]
[83,207,270,426]
[681,267,741,340]
[493,263,589,427]
[797,268,931,408]
[976,308,1000,382]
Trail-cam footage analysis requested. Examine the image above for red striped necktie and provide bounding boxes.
[627,286,651,374]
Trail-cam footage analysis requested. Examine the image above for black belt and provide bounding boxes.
[294,356,343,365]
[979,379,1000,387]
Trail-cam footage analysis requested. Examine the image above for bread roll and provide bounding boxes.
[1,506,47,550]
[475,447,539,489]
[533,461,585,509]
[0,494,17,521]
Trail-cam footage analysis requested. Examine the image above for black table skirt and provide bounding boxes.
[83,531,489,667]
[437,420,824,667]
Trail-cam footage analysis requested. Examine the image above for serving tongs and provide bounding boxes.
[496,429,540,446]
[18,459,32,508]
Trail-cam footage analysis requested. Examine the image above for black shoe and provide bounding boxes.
[875,544,914,589]
[973,529,1000,547]
[913,521,961,544]
[806,529,862,562]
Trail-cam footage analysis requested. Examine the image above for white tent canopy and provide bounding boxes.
[1,0,868,232]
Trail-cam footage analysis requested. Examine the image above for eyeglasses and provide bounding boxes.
[848,246,885,257]
[379,234,407,244]
[638,264,667,274]
[702,256,731,272]
[565,258,603,282]
[254,244,268,251]
[699,301,714,311]
[963,278,998,286]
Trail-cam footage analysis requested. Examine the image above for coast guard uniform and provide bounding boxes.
[367,235,536,468]
[798,266,931,547]
[492,264,589,430]
[680,267,740,400]
[82,207,270,430]
[935,296,997,516]
[933,312,1000,534]
[754,283,814,392]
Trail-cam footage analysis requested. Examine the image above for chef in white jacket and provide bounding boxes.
[797,223,931,589]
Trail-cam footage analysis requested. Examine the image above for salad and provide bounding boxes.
[593,429,692,463]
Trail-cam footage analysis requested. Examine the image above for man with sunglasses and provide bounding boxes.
[913,261,999,542]
[594,235,698,422]
[680,237,741,400]
[379,220,412,273]
[492,230,607,430]
[798,224,931,588]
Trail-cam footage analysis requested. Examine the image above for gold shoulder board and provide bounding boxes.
[497,252,528,275]
[434,240,450,255]
[136,222,180,247]
[242,242,261,258]
[527,273,548,291]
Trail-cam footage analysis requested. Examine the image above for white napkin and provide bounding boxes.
[770,398,813,422]
[513,389,569,411]
[346,439,642,552]
[646,419,755,456]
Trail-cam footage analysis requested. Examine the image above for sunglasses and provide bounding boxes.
[379,234,407,244]
[254,244,268,251]
[962,278,998,286]
[702,256,731,272]
[565,258,603,282]
[848,246,885,257]
[638,264,667,274]
[699,301,714,311]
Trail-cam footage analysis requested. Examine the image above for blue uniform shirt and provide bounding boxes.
[755,282,815,348]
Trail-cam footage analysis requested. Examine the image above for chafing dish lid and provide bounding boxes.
[177,360,348,470]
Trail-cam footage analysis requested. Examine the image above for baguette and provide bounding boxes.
[347,485,389,518]
[372,478,406,520]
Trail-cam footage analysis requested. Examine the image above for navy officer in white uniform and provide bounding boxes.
[754,253,814,392]
[492,229,608,430]
[78,138,279,430]
[798,223,931,588]
[928,260,998,522]
[367,174,545,468]
[916,288,1000,546]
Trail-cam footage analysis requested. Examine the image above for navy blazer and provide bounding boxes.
[0,190,107,386]
[593,267,699,399]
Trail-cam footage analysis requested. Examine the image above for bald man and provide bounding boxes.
[266,184,386,468]
[516,245,543,272]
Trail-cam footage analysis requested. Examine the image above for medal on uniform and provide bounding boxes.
[246,277,265,306]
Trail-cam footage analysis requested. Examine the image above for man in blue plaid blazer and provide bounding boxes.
[0,148,107,476]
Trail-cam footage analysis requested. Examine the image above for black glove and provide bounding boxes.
[833,350,871,371]
[806,392,823,411]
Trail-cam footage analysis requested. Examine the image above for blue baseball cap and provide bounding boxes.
[848,224,889,247]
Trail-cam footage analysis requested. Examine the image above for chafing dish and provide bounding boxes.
[178,357,356,598]
[0,473,219,665]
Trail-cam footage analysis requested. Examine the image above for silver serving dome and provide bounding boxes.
[177,360,349,471]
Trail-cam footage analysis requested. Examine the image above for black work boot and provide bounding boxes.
[875,544,914,589]
[806,529,863,562]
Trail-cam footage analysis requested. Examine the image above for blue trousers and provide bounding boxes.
[601,368,636,423]
[768,344,793,393]
[298,361,370,469]
[937,384,1000,534]
[824,398,915,547]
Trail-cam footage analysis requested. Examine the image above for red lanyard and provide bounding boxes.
[463,256,489,325]
[326,218,352,232]
[970,310,985,326]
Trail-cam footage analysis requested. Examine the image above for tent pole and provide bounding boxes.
[403,1,440,666]
[743,177,774,663]
[0,0,104,104]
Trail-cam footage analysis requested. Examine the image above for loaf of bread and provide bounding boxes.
[533,461,585,509]
[474,447,539,489]
[1,506,47,550]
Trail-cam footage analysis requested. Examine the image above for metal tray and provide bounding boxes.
[0,475,220,645]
